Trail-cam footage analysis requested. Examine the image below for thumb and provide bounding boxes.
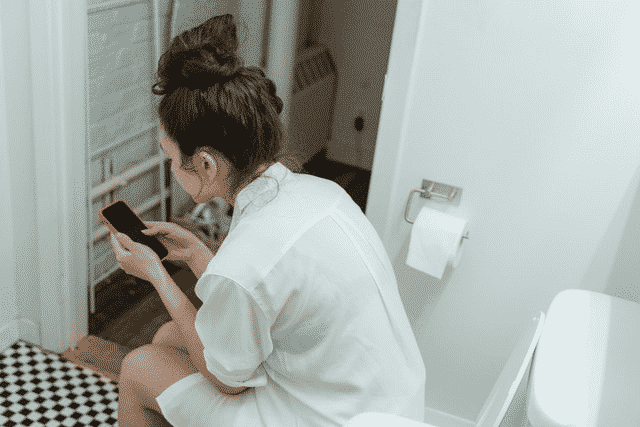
[120,233,147,249]
[142,228,166,235]
[117,233,137,248]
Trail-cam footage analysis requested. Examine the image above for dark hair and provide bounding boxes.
[151,14,293,192]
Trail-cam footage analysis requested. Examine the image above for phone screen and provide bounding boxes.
[101,201,169,260]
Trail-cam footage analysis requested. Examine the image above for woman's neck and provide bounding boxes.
[229,161,276,206]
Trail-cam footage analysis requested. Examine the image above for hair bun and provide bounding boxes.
[178,44,241,90]
[152,14,245,94]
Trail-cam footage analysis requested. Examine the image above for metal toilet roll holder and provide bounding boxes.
[404,179,469,240]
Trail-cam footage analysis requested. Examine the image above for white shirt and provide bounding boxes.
[193,162,426,427]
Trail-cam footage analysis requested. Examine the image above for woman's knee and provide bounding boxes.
[152,321,174,345]
[152,320,186,352]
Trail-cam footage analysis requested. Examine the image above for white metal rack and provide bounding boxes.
[86,0,170,314]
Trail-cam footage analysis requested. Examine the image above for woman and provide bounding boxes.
[111,13,425,427]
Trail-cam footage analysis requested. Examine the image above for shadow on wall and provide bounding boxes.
[601,164,640,305]
[392,231,452,337]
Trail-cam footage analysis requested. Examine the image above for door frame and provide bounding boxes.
[365,0,429,259]
[29,0,89,353]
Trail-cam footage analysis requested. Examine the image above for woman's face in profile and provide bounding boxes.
[158,121,206,203]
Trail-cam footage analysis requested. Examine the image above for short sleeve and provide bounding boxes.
[194,274,273,388]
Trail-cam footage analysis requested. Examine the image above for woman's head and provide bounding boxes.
[152,14,285,205]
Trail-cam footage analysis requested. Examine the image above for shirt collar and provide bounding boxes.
[230,162,290,230]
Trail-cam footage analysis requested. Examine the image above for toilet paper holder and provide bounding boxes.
[404,179,469,239]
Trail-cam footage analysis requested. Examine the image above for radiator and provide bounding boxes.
[288,44,337,165]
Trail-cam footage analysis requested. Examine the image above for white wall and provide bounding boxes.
[0,0,40,345]
[0,0,19,336]
[369,0,640,420]
[1,0,90,354]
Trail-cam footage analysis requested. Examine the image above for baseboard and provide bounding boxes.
[0,318,42,354]
[423,406,475,427]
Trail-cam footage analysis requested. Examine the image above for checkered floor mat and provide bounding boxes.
[0,340,118,426]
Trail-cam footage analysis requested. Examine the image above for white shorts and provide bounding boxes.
[155,372,261,426]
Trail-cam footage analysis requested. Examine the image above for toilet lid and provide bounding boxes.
[527,289,640,427]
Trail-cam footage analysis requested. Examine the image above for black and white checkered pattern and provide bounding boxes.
[0,340,119,426]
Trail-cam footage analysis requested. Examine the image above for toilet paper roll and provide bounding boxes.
[406,206,469,279]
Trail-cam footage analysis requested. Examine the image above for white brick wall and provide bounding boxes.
[88,1,155,153]
[86,0,165,290]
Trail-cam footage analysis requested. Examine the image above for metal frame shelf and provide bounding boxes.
[86,0,169,314]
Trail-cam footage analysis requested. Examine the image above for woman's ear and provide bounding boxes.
[194,149,219,179]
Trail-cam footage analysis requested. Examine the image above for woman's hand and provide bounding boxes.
[141,221,201,262]
[110,232,166,283]
[141,220,218,280]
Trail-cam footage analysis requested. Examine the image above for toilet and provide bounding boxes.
[344,289,640,427]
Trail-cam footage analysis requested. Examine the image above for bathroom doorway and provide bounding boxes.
[41,0,397,364]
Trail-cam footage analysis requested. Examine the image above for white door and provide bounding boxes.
[365,0,428,258]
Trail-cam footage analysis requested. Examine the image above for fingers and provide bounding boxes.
[172,249,191,261]
[142,221,166,235]
[142,221,158,231]
[142,229,168,237]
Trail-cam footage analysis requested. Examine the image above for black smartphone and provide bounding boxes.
[97,199,169,261]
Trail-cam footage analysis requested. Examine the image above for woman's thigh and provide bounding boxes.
[120,344,199,415]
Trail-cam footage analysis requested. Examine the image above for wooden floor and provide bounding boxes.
[79,150,371,380]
